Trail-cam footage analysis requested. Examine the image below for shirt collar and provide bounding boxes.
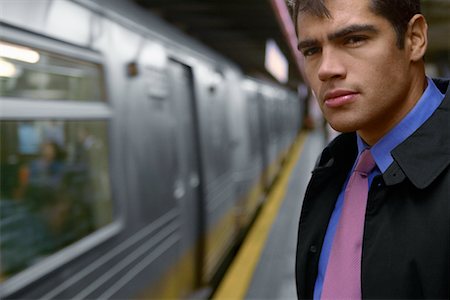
[357,77,445,173]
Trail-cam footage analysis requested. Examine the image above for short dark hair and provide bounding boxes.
[289,0,421,49]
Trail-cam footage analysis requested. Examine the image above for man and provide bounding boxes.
[290,0,449,299]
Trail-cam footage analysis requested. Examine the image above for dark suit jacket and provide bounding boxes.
[295,79,450,299]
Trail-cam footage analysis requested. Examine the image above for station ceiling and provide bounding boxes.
[135,0,302,89]
[135,0,449,88]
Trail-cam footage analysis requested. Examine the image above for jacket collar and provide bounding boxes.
[385,78,450,188]
[324,78,449,189]
[315,132,357,174]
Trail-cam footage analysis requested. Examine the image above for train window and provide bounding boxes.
[0,120,113,282]
[0,40,105,101]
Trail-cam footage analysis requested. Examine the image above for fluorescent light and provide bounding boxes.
[0,41,40,63]
[0,59,17,77]
[265,39,288,83]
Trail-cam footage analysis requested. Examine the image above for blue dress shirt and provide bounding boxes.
[313,78,445,300]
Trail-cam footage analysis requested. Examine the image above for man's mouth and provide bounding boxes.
[323,89,359,108]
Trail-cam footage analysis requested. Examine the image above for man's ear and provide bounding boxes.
[406,14,428,62]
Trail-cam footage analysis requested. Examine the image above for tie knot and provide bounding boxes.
[354,149,376,175]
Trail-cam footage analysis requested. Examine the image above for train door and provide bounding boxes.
[257,90,270,190]
[166,59,203,290]
[122,46,199,297]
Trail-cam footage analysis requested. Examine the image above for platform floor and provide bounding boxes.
[213,129,327,299]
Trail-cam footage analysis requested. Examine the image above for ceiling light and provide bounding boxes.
[0,59,17,77]
[0,41,40,64]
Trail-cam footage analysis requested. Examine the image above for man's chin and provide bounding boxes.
[327,122,358,133]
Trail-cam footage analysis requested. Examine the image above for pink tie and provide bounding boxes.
[321,149,376,300]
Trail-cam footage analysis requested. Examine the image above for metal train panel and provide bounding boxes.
[0,0,94,48]
[191,64,238,283]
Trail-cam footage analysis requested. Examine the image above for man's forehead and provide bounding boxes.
[296,0,374,37]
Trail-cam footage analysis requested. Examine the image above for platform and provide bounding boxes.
[213,129,327,299]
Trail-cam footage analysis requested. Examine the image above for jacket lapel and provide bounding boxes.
[296,133,357,297]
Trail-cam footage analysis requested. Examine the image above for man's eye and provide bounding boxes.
[302,47,320,57]
[344,36,367,46]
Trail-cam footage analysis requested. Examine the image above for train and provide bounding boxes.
[0,0,304,298]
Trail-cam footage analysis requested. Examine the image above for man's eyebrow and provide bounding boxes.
[297,39,319,51]
[328,24,378,41]
[297,24,378,51]
[297,24,379,51]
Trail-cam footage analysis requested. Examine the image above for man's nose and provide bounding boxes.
[317,48,346,81]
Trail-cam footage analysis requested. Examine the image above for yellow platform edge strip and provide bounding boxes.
[212,132,308,299]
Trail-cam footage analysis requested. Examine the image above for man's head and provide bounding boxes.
[292,0,428,145]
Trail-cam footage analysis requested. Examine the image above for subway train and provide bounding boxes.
[0,0,304,299]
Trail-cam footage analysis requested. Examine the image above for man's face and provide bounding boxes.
[297,0,418,144]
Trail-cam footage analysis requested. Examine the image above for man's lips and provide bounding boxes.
[323,90,359,108]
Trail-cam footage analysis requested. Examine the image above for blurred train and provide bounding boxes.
[0,0,304,298]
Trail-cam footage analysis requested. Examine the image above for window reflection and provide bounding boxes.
[0,120,113,281]
[0,40,105,101]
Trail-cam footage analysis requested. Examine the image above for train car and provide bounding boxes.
[0,0,303,298]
